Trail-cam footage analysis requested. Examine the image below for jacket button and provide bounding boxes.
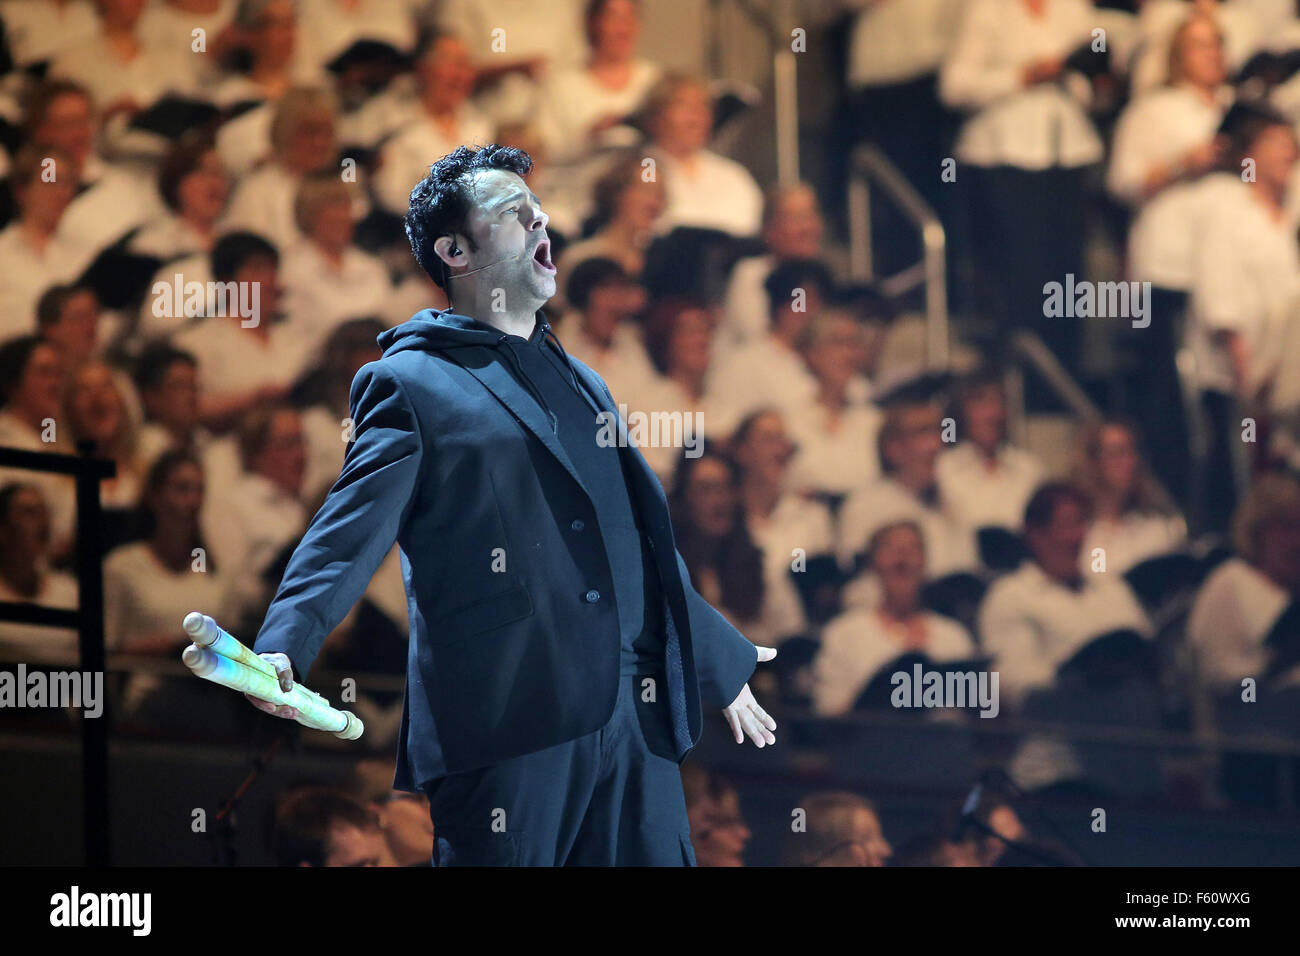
[585,589,600,603]
[571,519,584,531]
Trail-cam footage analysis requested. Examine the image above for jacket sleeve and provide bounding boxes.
[252,362,424,680]
[675,548,758,709]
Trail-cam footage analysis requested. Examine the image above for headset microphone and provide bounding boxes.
[447,249,526,280]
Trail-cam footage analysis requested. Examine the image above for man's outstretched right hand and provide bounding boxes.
[243,652,300,720]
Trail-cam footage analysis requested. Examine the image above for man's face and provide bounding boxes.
[322,823,391,867]
[1028,498,1089,583]
[766,188,823,260]
[886,404,943,486]
[254,410,306,497]
[420,36,476,105]
[36,93,95,170]
[872,524,925,605]
[146,359,199,432]
[2,487,51,561]
[964,384,1006,452]
[18,343,66,421]
[154,460,205,525]
[452,168,556,307]
[47,290,100,362]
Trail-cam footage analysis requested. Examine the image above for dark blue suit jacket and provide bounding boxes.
[252,310,757,790]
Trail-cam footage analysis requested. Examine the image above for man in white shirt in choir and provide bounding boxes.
[814,520,977,717]
[170,232,315,432]
[978,482,1151,711]
[643,72,764,239]
[937,368,1043,533]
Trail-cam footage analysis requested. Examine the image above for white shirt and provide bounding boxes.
[785,399,884,497]
[1188,557,1293,694]
[1127,168,1239,291]
[62,158,164,257]
[0,0,98,67]
[48,33,195,110]
[704,334,818,436]
[372,105,497,215]
[0,224,97,341]
[536,59,661,166]
[104,540,234,653]
[553,314,657,405]
[281,242,393,357]
[138,0,237,87]
[220,163,305,254]
[620,373,732,486]
[1189,174,1300,393]
[1107,85,1231,206]
[838,476,980,578]
[0,568,79,664]
[128,213,211,261]
[940,0,1104,169]
[172,316,316,406]
[1081,511,1187,575]
[847,0,967,88]
[720,254,774,349]
[651,149,764,237]
[436,0,586,122]
[937,442,1044,531]
[813,606,976,715]
[296,0,416,72]
[201,470,307,619]
[978,560,1151,707]
[746,493,835,644]
[138,252,213,343]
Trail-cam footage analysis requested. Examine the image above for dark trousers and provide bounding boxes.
[1120,287,1192,512]
[963,164,1090,382]
[423,670,696,866]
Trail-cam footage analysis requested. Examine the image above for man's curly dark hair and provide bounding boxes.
[404,143,534,289]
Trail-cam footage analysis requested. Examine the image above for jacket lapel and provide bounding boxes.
[454,347,589,495]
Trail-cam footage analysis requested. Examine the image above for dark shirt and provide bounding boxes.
[493,316,665,676]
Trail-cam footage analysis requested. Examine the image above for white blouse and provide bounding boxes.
[940,0,1104,169]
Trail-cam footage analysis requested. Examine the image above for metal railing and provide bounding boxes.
[0,441,115,865]
[847,144,950,368]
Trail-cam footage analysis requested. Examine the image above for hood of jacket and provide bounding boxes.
[376,308,587,433]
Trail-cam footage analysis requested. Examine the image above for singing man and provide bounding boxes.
[245,144,776,866]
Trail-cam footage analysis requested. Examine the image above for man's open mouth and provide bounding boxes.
[532,239,556,274]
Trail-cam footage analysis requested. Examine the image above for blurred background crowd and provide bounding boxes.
[2,0,1300,865]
